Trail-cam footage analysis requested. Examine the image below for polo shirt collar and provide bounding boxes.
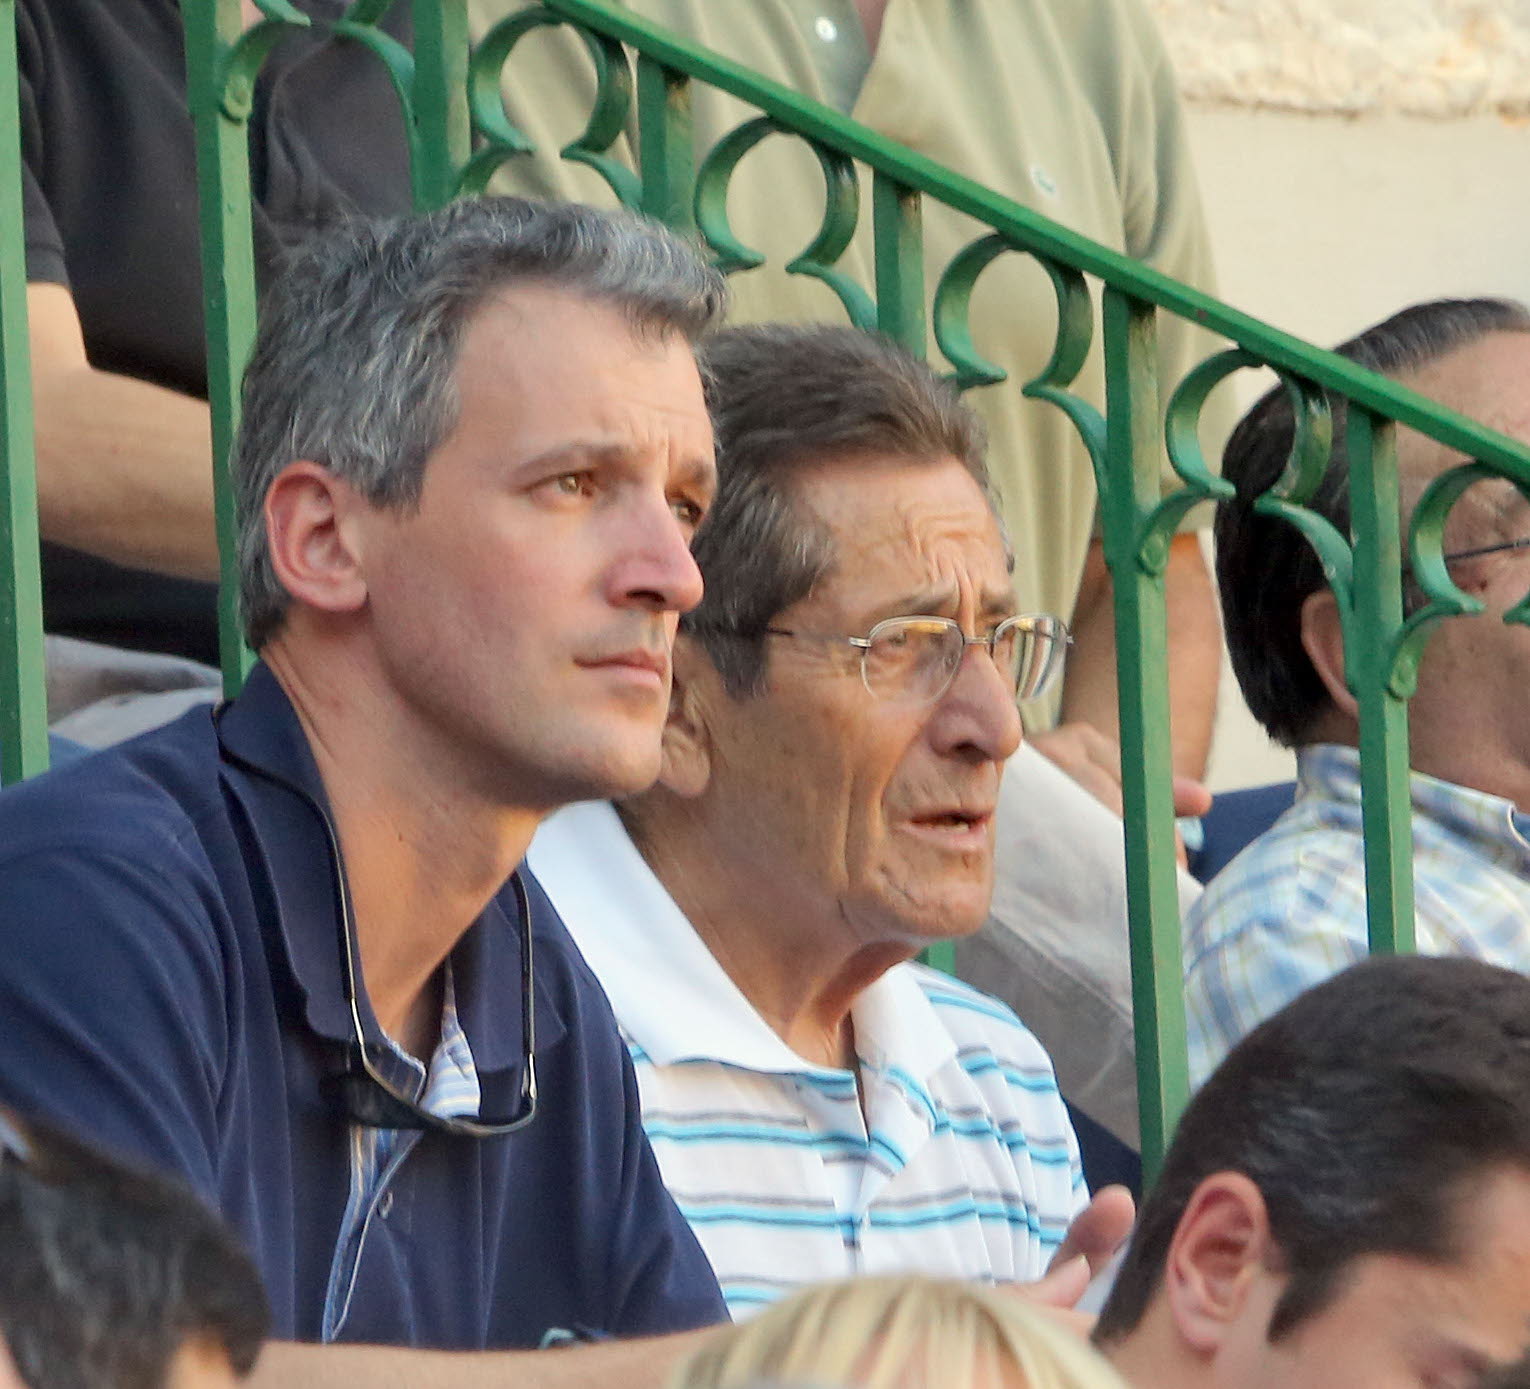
[215,661,552,1077]
[528,801,955,1083]
[1299,743,1530,868]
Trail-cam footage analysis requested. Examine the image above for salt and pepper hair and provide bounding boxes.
[670,1275,1128,1389]
[684,322,1003,697]
[233,196,727,648]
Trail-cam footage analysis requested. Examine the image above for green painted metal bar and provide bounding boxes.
[1345,408,1417,955]
[184,0,280,695]
[411,0,470,207]
[0,0,46,783]
[871,172,926,356]
[635,55,695,234]
[1100,289,1188,1180]
[866,168,942,971]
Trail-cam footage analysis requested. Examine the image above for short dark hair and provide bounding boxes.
[0,1108,269,1389]
[234,196,727,648]
[1094,955,1530,1346]
[1215,296,1530,746]
[684,323,998,696]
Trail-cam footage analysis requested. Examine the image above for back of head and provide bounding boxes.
[233,195,727,648]
[672,1275,1126,1389]
[1214,297,1530,746]
[0,1109,268,1389]
[683,322,997,697]
[1095,954,1530,1346]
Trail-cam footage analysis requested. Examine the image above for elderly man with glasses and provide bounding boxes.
[530,323,1131,1320]
[1185,296,1530,1085]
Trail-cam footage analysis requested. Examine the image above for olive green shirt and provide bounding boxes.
[468,0,1227,723]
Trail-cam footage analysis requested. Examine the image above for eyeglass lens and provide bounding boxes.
[861,616,1064,702]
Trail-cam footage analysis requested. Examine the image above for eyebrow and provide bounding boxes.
[513,439,716,491]
[869,584,1021,625]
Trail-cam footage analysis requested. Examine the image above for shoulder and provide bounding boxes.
[0,712,238,975]
[1186,795,1367,951]
[909,964,1062,1087]
[0,711,224,870]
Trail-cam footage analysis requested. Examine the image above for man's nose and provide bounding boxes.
[611,497,705,613]
[930,642,1024,760]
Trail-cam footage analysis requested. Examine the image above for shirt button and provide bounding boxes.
[814,15,838,42]
[378,1189,395,1219]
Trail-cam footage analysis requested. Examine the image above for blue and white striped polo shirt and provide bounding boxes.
[529,802,1087,1320]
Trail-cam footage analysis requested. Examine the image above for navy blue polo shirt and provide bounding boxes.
[0,664,725,1346]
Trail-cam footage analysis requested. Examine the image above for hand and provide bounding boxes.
[1029,721,1125,815]
[1030,722,1214,862]
[1049,1184,1135,1280]
[999,1184,1137,1339]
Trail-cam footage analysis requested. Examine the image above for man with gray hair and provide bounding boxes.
[0,196,733,1379]
[531,322,1133,1318]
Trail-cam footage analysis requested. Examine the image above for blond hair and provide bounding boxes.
[670,1276,1127,1389]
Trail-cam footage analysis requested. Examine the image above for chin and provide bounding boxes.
[569,748,665,803]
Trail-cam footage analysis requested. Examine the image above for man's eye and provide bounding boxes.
[546,472,594,499]
[671,497,705,529]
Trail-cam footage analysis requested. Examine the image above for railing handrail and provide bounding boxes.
[537,0,1530,481]
[5,0,1526,1180]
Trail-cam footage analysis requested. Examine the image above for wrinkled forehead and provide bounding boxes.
[791,453,1016,607]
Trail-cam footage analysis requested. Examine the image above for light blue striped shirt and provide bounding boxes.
[1185,744,1530,1087]
[529,802,1086,1320]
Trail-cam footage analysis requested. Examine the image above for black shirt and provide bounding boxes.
[19,0,413,663]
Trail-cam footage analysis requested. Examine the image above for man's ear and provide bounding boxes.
[263,461,369,619]
[657,637,717,798]
[1164,1171,1276,1357]
[1299,587,1359,721]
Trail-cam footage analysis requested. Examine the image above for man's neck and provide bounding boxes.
[1102,1312,1210,1389]
[621,798,906,1071]
[263,639,541,1047]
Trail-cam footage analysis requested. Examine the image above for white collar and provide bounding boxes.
[527,801,955,1080]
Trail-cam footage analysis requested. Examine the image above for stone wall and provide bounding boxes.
[1146,0,1530,116]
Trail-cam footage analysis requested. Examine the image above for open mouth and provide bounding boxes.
[909,810,991,834]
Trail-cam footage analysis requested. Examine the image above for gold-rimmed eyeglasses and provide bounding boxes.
[764,613,1071,705]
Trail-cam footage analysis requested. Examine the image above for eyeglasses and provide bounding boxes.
[764,613,1071,704]
[215,708,537,1137]
[1442,536,1530,564]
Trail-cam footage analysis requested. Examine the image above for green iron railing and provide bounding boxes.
[4,0,1530,1177]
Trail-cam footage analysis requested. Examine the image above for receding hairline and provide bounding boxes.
[784,444,1016,572]
[464,274,718,348]
[1392,327,1530,530]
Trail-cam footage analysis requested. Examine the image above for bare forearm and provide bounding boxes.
[246,1328,715,1389]
[1060,534,1219,779]
[29,282,219,581]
